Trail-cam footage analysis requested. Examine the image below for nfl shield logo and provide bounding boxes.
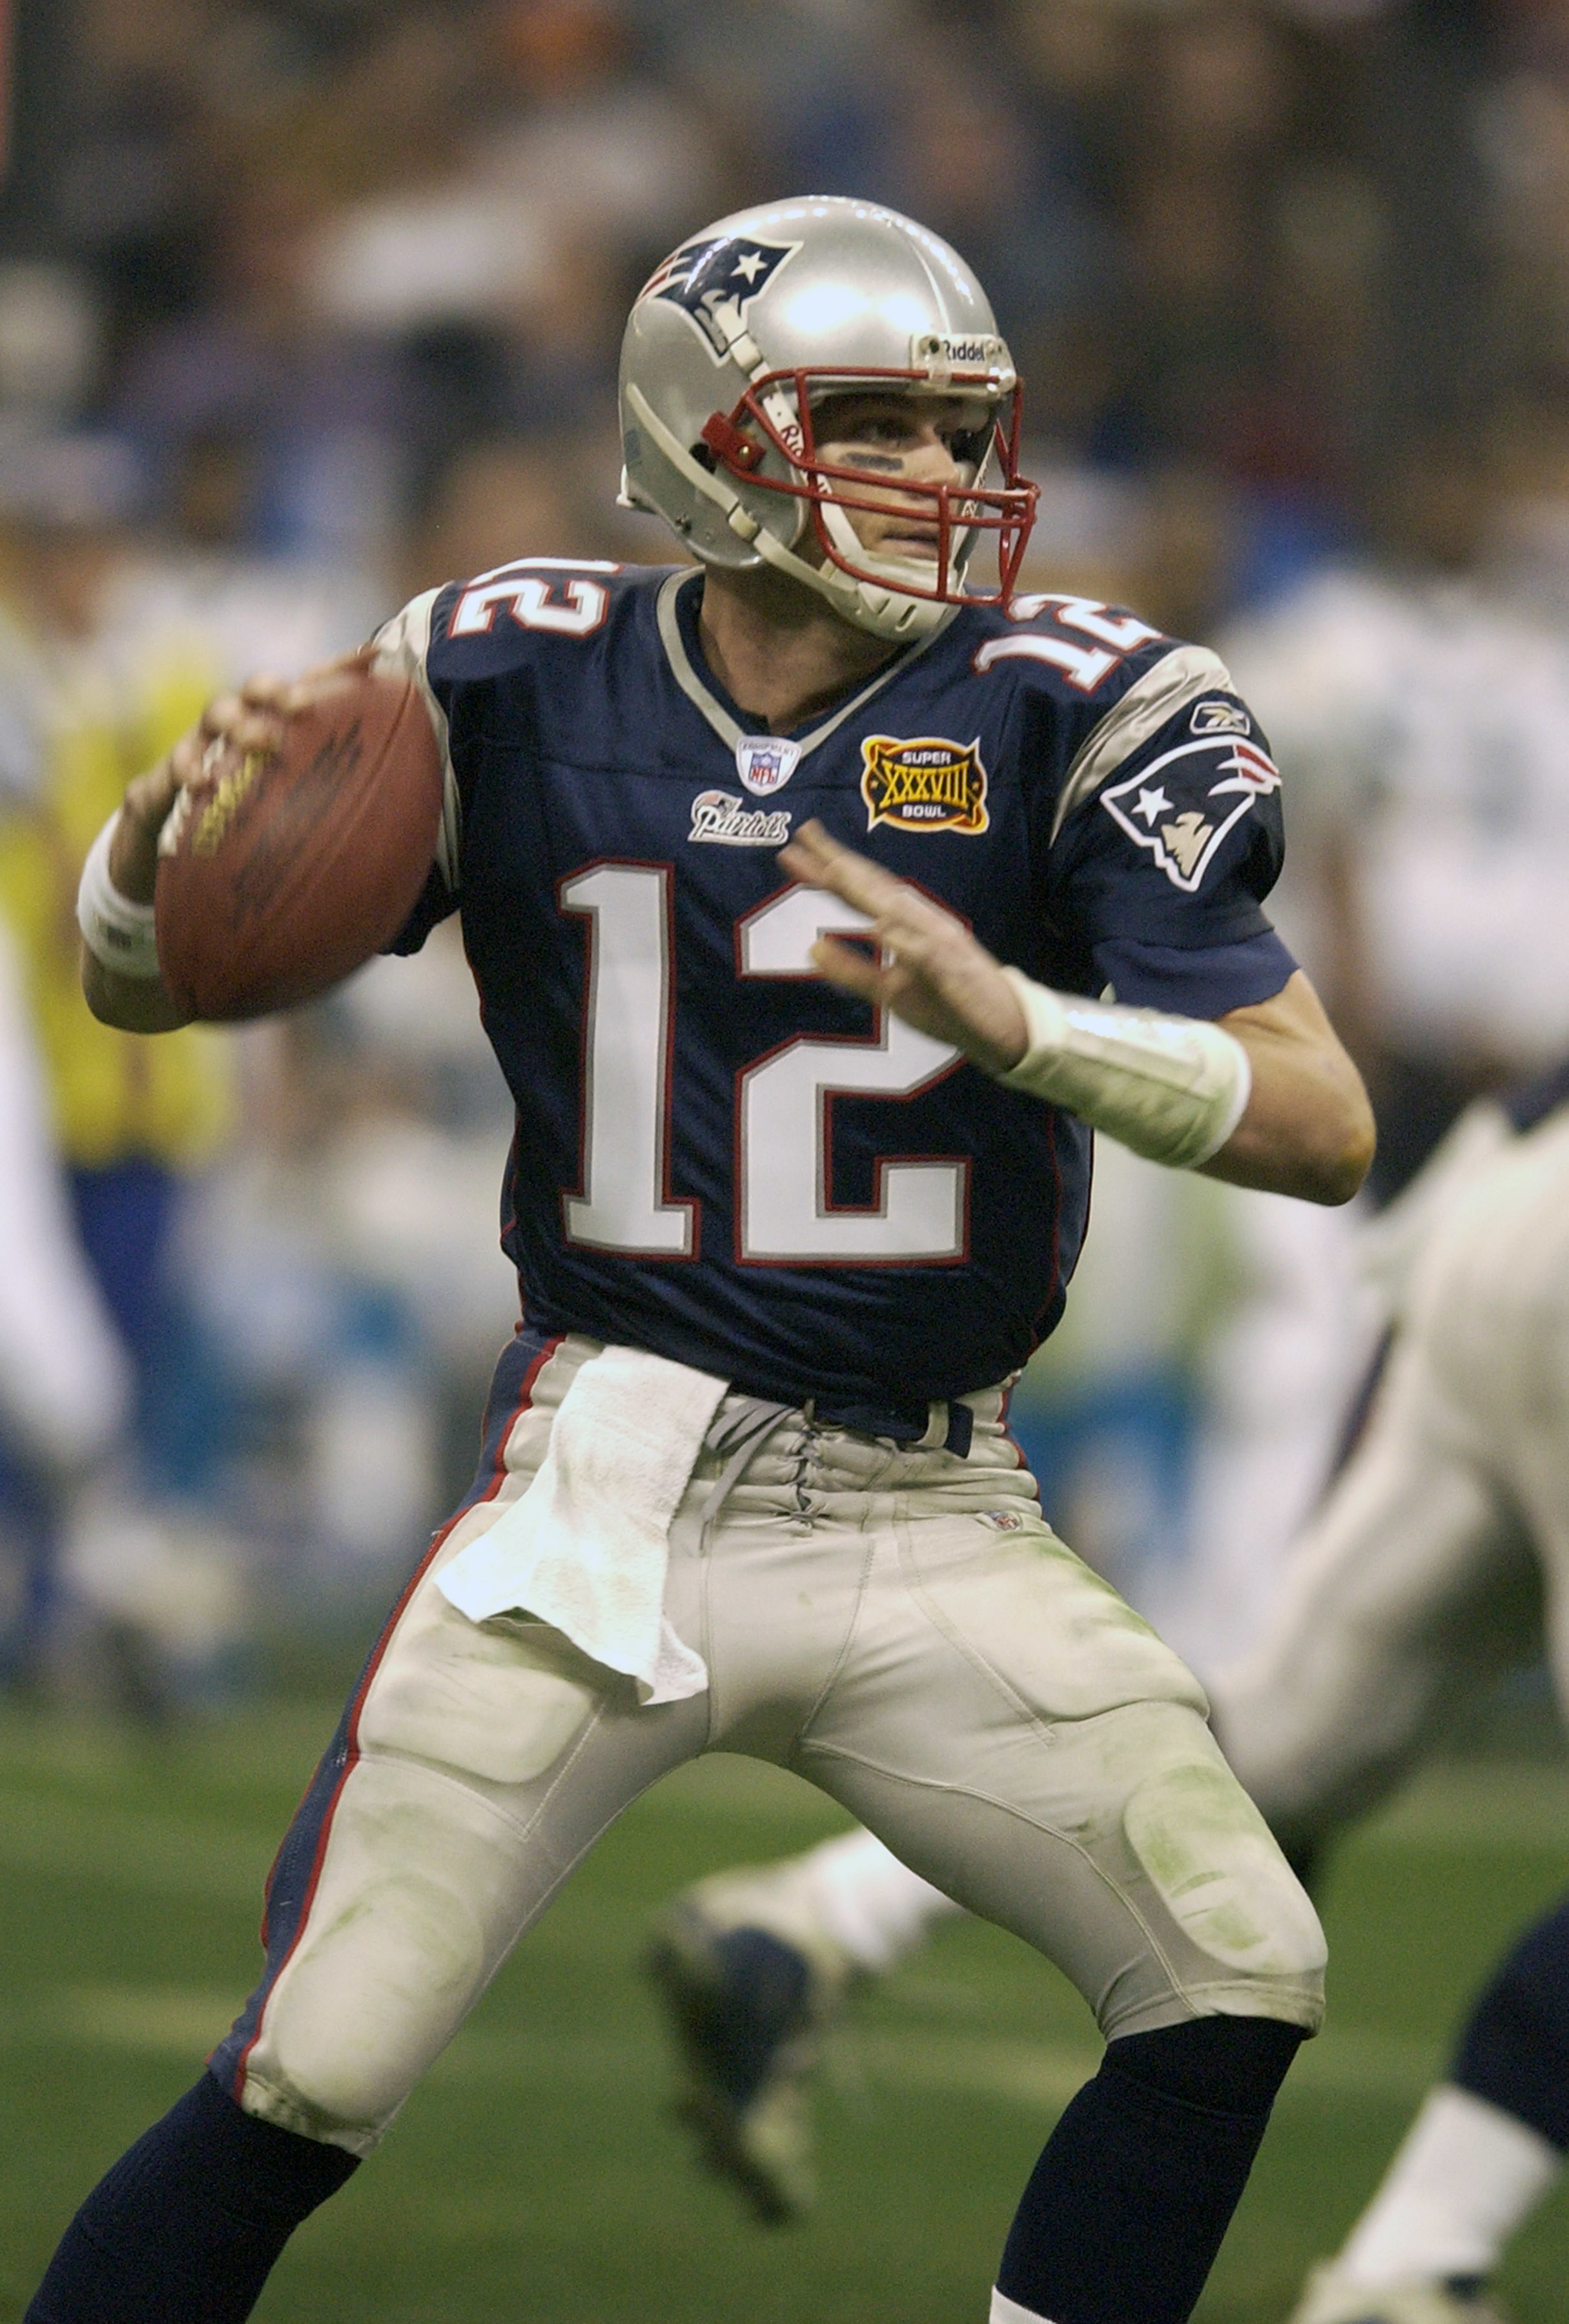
[735,736,801,797]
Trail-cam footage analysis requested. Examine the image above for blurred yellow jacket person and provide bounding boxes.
[0,639,232,1170]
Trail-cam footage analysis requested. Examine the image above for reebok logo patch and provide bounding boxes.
[1189,698,1251,737]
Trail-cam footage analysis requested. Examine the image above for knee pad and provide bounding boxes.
[1122,1755,1328,2023]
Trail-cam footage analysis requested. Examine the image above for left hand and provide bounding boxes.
[777,820,1029,1075]
[109,651,377,903]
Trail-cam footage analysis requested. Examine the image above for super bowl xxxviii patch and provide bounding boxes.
[861,735,989,835]
[1099,735,1280,893]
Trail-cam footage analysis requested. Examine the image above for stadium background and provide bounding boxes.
[2,0,1569,2316]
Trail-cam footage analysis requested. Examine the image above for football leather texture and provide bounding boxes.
[154,661,444,1021]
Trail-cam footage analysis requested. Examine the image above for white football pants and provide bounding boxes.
[217,1332,1325,2155]
[1214,1105,1569,1842]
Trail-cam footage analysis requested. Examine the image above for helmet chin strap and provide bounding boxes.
[815,496,968,632]
[623,382,963,643]
[751,522,954,641]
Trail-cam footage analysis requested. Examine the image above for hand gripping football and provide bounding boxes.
[154,658,444,1021]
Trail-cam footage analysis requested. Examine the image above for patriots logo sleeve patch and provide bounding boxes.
[640,234,800,360]
[1098,735,1280,892]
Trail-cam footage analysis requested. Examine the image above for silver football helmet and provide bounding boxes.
[619,196,1038,641]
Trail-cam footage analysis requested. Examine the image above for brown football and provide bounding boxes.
[154,661,445,1021]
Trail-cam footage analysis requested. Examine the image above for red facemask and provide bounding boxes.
[697,365,1038,609]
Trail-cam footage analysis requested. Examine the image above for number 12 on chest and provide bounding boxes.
[559,863,969,1266]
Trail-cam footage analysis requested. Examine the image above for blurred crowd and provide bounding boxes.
[5,0,1569,1708]
[18,0,1569,593]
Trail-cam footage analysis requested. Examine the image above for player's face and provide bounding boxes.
[807,391,989,563]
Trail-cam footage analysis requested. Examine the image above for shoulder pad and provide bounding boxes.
[425,560,675,672]
[970,593,1173,697]
[1049,642,1242,842]
[371,587,460,890]
[442,557,626,646]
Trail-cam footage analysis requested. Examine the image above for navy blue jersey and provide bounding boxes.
[378,562,1295,1412]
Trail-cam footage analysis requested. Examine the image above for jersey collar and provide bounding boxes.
[656,569,956,764]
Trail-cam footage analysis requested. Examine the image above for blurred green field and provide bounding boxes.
[1,1693,1567,2324]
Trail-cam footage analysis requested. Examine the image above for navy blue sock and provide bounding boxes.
[26,2070,358,2322]
[1453,1890,1569,2151]
[996,2015,1305,2324]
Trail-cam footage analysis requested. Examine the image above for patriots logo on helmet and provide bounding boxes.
[1100,735,1280,893]
[641,234,800,360]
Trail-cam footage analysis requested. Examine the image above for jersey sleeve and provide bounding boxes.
[1046,644,1297,1019]
[369,587,462,955]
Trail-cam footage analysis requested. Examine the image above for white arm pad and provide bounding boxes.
[994,966,1251,1170]
[76,811,163,979]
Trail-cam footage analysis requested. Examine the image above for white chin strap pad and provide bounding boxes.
[751,520,950,640]
[814,494,965,636]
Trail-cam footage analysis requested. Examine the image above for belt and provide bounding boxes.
[696,1387,977,1558]
[804,1396,974,1460]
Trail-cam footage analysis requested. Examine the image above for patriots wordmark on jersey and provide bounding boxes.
[377,564,1293,1419]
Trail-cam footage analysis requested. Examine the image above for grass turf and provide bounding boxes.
[0,1694,1566,2322]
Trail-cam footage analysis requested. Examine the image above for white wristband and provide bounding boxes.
[994,966,1251,1170]
[76,811,163,979]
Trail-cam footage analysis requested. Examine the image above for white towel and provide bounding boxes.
[435,1344,728,1704]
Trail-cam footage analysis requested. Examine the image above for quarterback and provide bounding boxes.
[36,199,1371,2324]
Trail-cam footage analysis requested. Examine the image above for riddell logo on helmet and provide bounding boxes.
[913,332,1012,380]
[860,737,989,834]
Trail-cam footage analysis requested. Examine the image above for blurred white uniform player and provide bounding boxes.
[0,747,132,1668]
[0,617,128,1475]
[1222,539,1569,1187]
[1160,516,1569,1658]
[0,912,130,1477]
[1218,1059,1569,2324]
[655,1061,1569,2314]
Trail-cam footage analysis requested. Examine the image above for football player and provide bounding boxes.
[1217,1059,1569,2324]
[653,1056,1569,2321]
[36,198,1371,2324]
[0,909,134,1660]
